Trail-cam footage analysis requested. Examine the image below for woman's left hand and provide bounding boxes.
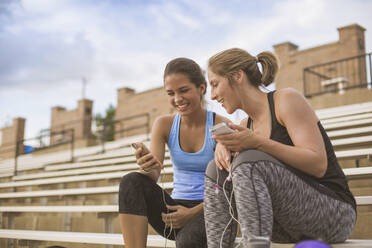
[161,205,195,229]
[212,123,260,152]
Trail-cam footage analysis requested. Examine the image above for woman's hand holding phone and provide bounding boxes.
[212,123,259,153]
[131,142,164,173]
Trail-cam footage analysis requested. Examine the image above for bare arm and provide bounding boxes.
[214,89,327,178]
[256,89,327,178]
[137,116,170,182]
[213,114,234,170]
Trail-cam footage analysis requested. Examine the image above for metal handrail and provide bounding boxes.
[303,52,372,97]
[1,112,151,173]
[305,52,371,70]
[13,129,74,176]
[41,117,92,135]
[97,113,150,153]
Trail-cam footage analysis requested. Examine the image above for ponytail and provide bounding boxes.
[209,48,279,87]
[257,51,279,86]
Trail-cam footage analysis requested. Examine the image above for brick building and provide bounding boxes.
[0,118,25,159]
[114,24,371,137]
[114,87,172,139]
[274,23,371,109]
[50,99,94,148]
[1,23,370,157]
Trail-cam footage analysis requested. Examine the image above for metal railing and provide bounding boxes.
[97,113,150,153]
[13,129,75,176]
[0,113,150,175]
[45,117,92,145]
[303,52,372,97]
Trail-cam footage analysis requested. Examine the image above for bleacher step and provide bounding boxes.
[0,229,371,247]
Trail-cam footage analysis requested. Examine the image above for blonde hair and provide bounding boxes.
[208,48,279,87]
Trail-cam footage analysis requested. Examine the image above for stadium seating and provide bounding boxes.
[0,102,372,247]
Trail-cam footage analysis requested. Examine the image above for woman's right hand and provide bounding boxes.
[214,142,231,172]
[134,144,163,172]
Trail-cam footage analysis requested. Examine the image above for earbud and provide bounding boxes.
[227,169,232,181]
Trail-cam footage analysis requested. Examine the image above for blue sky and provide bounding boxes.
[0,0,372,141]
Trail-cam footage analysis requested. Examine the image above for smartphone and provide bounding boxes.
[131,142,163,173]
[131,142,150,157]
[209,123,234,135]
[131,142,140,150]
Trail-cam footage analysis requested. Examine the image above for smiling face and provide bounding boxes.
[164,73,205,115]
[208,69,240,114]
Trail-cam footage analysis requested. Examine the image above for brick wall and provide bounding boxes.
[114,87,172,138]
[273,23,370,109]
[0,118,25,159]
[50,99,93,145]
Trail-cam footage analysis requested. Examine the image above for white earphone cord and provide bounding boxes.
[216,165,244,248]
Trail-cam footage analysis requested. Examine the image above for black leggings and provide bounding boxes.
[119,172,207,248]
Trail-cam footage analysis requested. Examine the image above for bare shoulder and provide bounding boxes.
[152,114,176,141]
[275,88,314,110]
[275,88,305,101]
[154,114,175,126]
[274,88,318,124]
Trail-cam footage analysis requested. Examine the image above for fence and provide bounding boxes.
[303,52,372,97]
[97,113,150,153]
[13,128,75,175]
[0,112,151,174]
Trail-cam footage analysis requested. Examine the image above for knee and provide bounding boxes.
[119,172,144,194]
[176,230,207,248]
[205,160,230,189]
[176,237,205,248]
[236,149,270,161]
[233,149,281,168]
[205,160,218,182]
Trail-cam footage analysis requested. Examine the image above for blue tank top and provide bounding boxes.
[167,110,216,200]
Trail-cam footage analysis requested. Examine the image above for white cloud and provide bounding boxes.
[0,0,371,139]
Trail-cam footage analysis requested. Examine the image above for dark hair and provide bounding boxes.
[163,58,207,95]
[208,48,279,87]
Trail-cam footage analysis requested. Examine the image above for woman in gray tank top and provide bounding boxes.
[203,48,356,248]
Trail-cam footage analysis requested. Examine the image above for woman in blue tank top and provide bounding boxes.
[204,48,356,248]
[118,58,229,248]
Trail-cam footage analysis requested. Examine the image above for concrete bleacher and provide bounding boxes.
[316,102,372,242]
[323,118,372,131]
[317,102,372,170]
[318,102,372,131]
[315,101,372,120]
[0,230,371,248]
[321,113,372,125]
[0,134,148,178]
[331,135,372,149]
[327,126,372,139]
[1,103,372,247]
[0,134,177,247]
[10,157,172,181]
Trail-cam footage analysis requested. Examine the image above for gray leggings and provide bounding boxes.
[204,150,356,247]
